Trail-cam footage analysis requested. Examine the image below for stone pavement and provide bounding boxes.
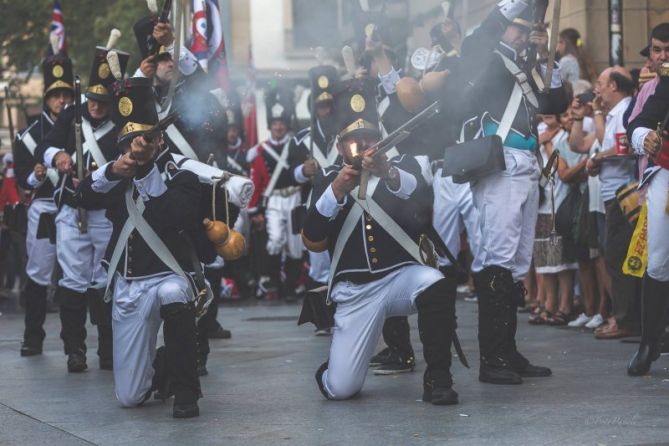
[1,297,668,446]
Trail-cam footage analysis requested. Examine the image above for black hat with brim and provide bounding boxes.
[112,77,159,144]
[86,47,130,103]
[335,78,380,140]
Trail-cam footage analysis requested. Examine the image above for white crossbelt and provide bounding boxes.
[326,177,379,299]
[261,141,291,200]
[104,185,189,301]
[80,119,113,167]
[459,81,523,145]
[351,193,423,264]
[21,132,58,186]
[156,101,200,161]
[494,50,539,108]
[303,134,328,167]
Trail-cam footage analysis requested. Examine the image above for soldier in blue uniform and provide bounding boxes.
[13,52,74,357]
[456,0,568,385]
[302,78,463,405]
[35,43,130,373]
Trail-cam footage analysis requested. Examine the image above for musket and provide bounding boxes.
[127,111,179,162]
[355,100,442,199]
[147,0,173,57]
[4,86,15,144]
[523,0,548,73]
[73,77,87,233]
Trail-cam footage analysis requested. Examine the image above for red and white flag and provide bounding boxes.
[189,0,229,90]
[190,0,209,69]
[48,0,67,55]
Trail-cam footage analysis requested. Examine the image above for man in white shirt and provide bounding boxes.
[586,66,640,339]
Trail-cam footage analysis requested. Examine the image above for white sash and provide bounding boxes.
[326,177,379,299]
[165,124,200,161]
[156,100,200,161]
[104,185,189,301]
[494,50,539,108]
[22,131,59,186]
[261,141,290,199]
[351,192,423,264]
[81,119,113,167]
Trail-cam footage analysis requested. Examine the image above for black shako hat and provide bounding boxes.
[112,77,159,144]
[87,47,130,102]
[264,86,295,129]
[308,65,338,106]
[43,53,74,96]
[334,77,380,139]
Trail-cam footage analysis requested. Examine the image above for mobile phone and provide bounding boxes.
[577,91,595,104]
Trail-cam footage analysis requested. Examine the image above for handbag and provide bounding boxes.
[615,181,641,226]
[442,135,506,183]
[442,77,524,183]
[555,185,581,238]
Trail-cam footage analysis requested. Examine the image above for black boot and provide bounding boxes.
[58,287,88,372]
[196,310,210,377]
[161,302,201,418]
[628,276,669,376]
[373,317,415,375]
[474,267,522,385]
[315,361,332,400]
[87,288,113,370]
[415,278,459,405]
[283,258,303,303]
[21,278,47,356]
[508,282,551,378]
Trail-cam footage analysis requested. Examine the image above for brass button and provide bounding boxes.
[369,247,377,253]
[127,268,133,275]
[371,257,378,264]
[367,236,374,242]
[365,224,372,230]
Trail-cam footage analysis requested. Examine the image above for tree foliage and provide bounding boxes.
[0,0,150,85]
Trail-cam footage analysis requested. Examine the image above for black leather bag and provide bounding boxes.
[555,185,582,238]
[290,204,307,234]
[36,212,57,243]
[442,135,506,184]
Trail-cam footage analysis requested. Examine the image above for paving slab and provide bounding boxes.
[1,299,668,446]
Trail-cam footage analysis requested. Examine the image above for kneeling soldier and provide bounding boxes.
[302,78,463,405]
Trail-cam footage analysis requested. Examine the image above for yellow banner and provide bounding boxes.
[623,202,648,278]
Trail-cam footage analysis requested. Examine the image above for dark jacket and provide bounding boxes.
[302,155,432,285]
[76,150,238,280]
[35,104,119,208]
[13,110,56,200]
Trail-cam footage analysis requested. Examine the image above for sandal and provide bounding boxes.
[528,307,548,325]
[546,311,569,326]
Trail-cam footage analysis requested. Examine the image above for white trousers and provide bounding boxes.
[25,199,58,286]
[322,265,443,400]
[646,168,669,282]
[433,173,482,268]
[112,273,192,407]
[470,149,540,282]
[308,250,330,284]
[265,191,304,259]
[55,206,112,292]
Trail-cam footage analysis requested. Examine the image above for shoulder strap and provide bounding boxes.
[496,82,524,144]
[493,50,539,108]
[165,124,200,161]
[326,177,379,300]
[81,119,113,167]
[262,141,291,199]
[21,131,38,155]
[350,193,423,264]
